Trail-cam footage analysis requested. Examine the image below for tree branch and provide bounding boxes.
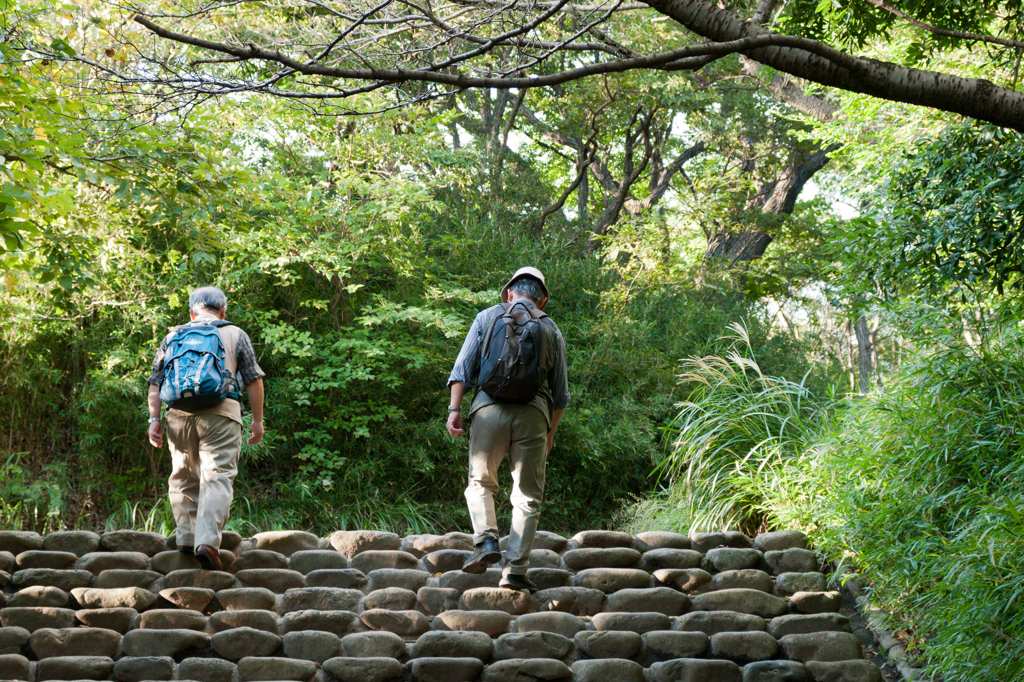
[644,0,1024,132]
[133,15,866,90]
[862,0,1024,49]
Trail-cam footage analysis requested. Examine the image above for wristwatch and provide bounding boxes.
[447,407,461,413]
[148,417,161,424]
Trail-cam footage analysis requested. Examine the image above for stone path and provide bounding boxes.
[0,528,887,681]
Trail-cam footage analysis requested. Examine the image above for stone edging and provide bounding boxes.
[837,571,936,682]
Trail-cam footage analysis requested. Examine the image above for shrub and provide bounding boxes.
[767,323,1024,681]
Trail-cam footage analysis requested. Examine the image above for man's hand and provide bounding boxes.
[148,421,163,448]
[446,411,464,438]
[546,430,555,454]
[249,420,265,445]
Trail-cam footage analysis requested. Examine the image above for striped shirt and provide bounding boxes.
[448,300,570,411]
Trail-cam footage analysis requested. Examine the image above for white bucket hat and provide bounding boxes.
[501,266,550,309]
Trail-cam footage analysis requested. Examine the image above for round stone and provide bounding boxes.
[674,610,766,635]
[632,532,691,552]
[323,656,404,682]
[211,626,282,660]
[72,587,157,611]
[768,613,851,639]
[279,610,361,637]
[252,531,320,557]
[562,548,642,571]
[533,587,605,616]
[573,568,651,594]
[363,587,418,612]
[7,586,68,608]
[42,531,99,557]
[710,630,780,663]
[494,631,573,662]
[512,611,585,638]
[433,610,512,637]
[460,587,534,615]
[604,587,690,615]
[754,530,808,553]
[359,609,431,638]
[15,551,77,571]
[574,630,642,659]
[691,589,788,618]
[411,630,494,660]
[215,587,277,611]
[653,568,712,594]
[328,531,401,558]
[289,550,349,575]
[569,531,633,549]
[711,569,774,593]
[482,658,573,681]
[704,548,762,572]
[571,658,644,682]
[209,609,279,634]
[642,630,708,661]
[233,550,288,572]
[341,631,407,659]
[282,630,342,663]
[159,587,215,611]
[591,611,671,634]
[100,531,167,556]
[277,587,362,614]
[640,548,703,572]
[775,572,828,597]
[789,591,842,614]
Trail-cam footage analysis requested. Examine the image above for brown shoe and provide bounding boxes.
[195,544,222,571]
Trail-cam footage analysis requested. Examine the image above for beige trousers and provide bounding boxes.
[465,403,548,576]
[166,413,241,550]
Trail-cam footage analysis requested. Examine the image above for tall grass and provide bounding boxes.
[619,323,830,535]
[766,324,1024,681]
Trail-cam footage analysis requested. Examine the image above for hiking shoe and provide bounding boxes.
[499,573,538,593]
[462,537,502,574]
[195,544,223,571]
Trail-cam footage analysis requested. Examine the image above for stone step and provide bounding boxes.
[0,528,883,682]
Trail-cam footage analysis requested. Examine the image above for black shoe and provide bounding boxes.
[177,545,195,556]
[462,537,502,574]
[499,573,538,593]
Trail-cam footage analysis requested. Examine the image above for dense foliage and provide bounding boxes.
[5,0,1024,677]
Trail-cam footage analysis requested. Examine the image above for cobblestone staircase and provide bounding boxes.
[0,528,884,682]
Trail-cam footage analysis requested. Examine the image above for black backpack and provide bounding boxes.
[478,301,549,403]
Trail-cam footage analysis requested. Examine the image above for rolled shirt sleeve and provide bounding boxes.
[547,322,570,410]
[447,309,490,389]
[147,334,173,386]
[235,330,265,387]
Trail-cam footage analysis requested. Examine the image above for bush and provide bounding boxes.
[766,322,1024,681]
[617,323,830,536]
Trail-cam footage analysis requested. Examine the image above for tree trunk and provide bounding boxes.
[643,0,1024,132]
[704,230,773,265]
[854,314,873,394]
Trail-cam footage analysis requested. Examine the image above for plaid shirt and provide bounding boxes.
[448,301,570,411]
[147,315,264,388]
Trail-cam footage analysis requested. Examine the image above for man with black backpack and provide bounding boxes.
[146,286,265,570]
[446,267,569,592]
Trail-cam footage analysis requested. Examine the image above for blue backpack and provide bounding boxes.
[159,320,240,410]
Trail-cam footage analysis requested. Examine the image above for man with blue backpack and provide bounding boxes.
[146,286,265,570]
[446,267,569,592]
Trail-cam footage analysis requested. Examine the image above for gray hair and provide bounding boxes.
[188,286,228,314]
[508,276,546,303]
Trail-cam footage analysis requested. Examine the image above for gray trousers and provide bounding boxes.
[166,413,241,550]
[465,403,548,576]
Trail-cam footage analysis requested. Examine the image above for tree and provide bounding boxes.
[19,0,1023,129]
